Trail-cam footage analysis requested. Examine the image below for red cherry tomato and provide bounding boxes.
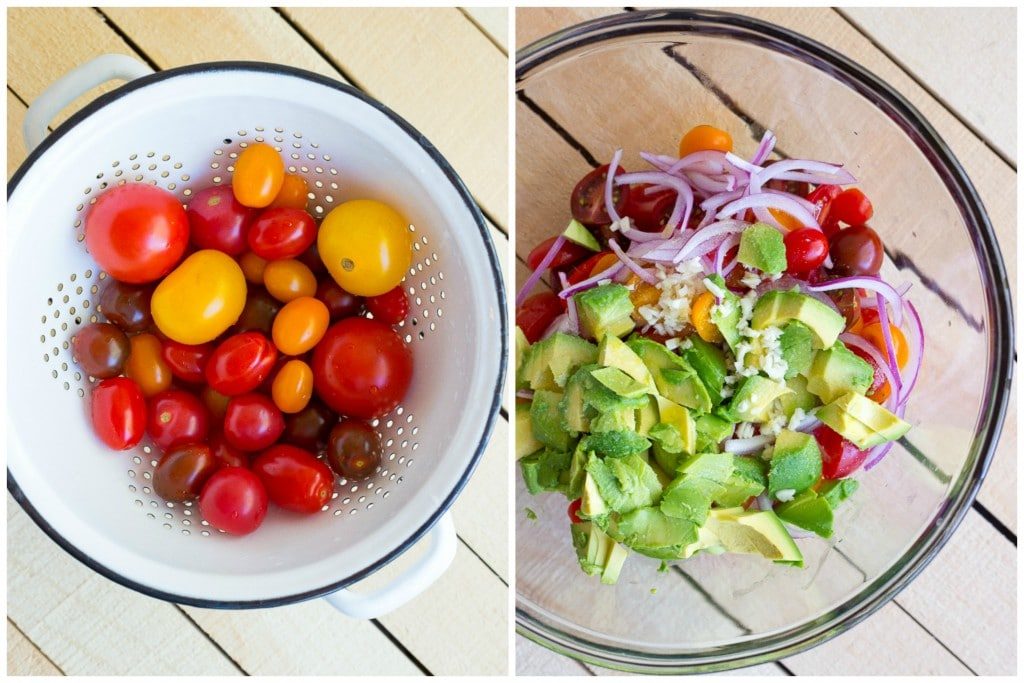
[147,389,210,452]
[814,425,870,479]
[566,251,616,286]
[199,467,268,535]
[526,236,592,273]
[161,340,214,384]
[805,184,842,237]
[247,207,317,261]
[153,443,218,502]
[223,393,285,451]
[516,292,564,343]
[567,498,583,524]
[784,227,830,276]
[366,286,409,325]
[209,432,249,468]
[622,184,676,232]
[316,279,364,320]
[85,183,189,284]
[829,188,874,226]
[252,444,335,514]
[570,164,631,226]
[186,185,257,256]
[90,377,146,450]
[205,332,279,396]
[312,318,413,420]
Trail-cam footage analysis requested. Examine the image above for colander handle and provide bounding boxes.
[324,512,457,619]
[24,54,154,151]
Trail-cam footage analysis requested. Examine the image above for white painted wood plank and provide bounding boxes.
[7,620,63,676]
[841,7,1015,162]
[451,418,509,580]
[463,7,509,52]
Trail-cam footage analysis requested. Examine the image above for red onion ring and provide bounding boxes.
[558,261,624,300]
[616,171,694,238]
[805,276,904,326]
[516,234,565,307]
[674,221,747,264]
[874,292,903,394]
[559,271,580,334]
[605,148,623,224]
[609,238,658,285]
[750,130,777,165]
[717,193,819,230]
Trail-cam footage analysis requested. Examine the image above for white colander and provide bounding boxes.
[6,56,506,617]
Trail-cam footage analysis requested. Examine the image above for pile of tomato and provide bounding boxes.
[76,142,416,535]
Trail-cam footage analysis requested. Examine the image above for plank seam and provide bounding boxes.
[92,8,161,71]
[517,92,600,167]
[458,7,508,56]
[890,601,978,675]
[272,7,366,90]
[174,606,249,675]
[369,619,433,675]
[7,617,67,676]
[458,535,509,586]
[971,501,1017,546]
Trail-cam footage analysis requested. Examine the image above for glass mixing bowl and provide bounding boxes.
[515,9,1014,673]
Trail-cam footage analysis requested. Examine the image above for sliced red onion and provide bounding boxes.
[755,494,774,511]
[722,253,741,277]
[783,523,817,540]
[763,188,818,215]
[724,435,773,454]
[613,268,632,284]
[673,221,747,264]
[616,171,694,238]
[793,415,822,433]
[752,159,856,190]
[863,402,907,471]
[664,150,733,175]
[805,276,904,326]
[874,292,903,394]
[714,233,741,278]
[685,171,735,194]
[725,151,763,175]
[897,300,924,405]
[609,238,658,285]
[516,389,535,400]
[717,193,819,230]
[605,148,623,224]
[557,261,624,300]
[750,130,777,165]
[628,233,691,262]
[840,332,899,411]
[559,272,580,335]
[539,312,572,340]
[516,234,565,307]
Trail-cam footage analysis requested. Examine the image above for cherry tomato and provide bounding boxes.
[526,236,592,272]
[98,280,153,333]
[678,124,732,158]
[316,279,363,319]
[151,250,247,344]
[85,183,189,284]
[829,224,884,276]
[269,173,309,210]
[570,164,631,227]
[160,340,214,384]
[91,377,146,450]
[247,207,317,261]
[153,443,218,502]
[72,322,129,378]
[239,251,268,285]
[186,185,257,256]
[147,389,210,452]
[283,401,336,451]
[270,296,329,356]
[829,188,873,226]
[223,393,285,451]
[829,285,861,329]
[209,432,249,468]
[232,142,284,209]
[784,227,830,276]
[297,243,327,275]
[622,184,676,232]
[202,386,231,423]
[849,344,891,404]
[815,425,869,479]
[312,318,413,419]
[516,292,564,343]
[124,333,172,396]
[263,258,317,303]
[271,359,314,414]
[199,467,268,535]
[566,251,617,286]
[366,286,409,325]
[805,184,842,237]
[861,321,910,369]
[253,445,334,514]
[232,287,281,336]
[848,306,880,336]
[326,419,382,480]
[205,331,278,396]
[568,498,583,524]
[319,199,413,297]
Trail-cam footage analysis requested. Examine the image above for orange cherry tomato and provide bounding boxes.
[678,124,732,158]
[263,259,317,302]
[124,333,172,397]
[861,321,909,369]
[232,142,285,208]
[272,296,330,355]
[769,208,805,231]
[271,359,315,414]
[690,291,723,343]
[269,173,309,210]
[239,251,268,285]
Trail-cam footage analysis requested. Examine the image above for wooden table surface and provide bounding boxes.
[7,7,509,676]
[513,6,1016,677]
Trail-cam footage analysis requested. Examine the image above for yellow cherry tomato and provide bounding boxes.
[271,359,315,413]
[272,296,329,355]
[318,199,412,296]
[152,250,247,344]
[263,258,317,302]
[124,333,172,397]
[239,251,268,285]
[233,142,285,208]
[768,208,805,231]
[861,321,909,369]
[624,273,661,309]
[269,173,309,210]
[690,291,724,343]
[678,124,733,158]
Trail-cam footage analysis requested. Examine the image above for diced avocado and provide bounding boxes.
[575,283,635,341]
[705,507,803,566]
[616,507,700,560]
[515,400,543,459]
[590,366,650,398]
[520,448,572,494]
[779,322,815,379]
[648,422,689,475]
[695,413,734,452]
[678,451,734,484]
[660,367,713,413]
[681,335,729,405]
[725,375,792,422]
[818,478,859,509]
[531,390,574,451]
[591,407,637,433]
[715,455,768,507]
[737,222,786,275]
[563,218,601,251]
[805,341,874,403]
[817,392,911,449]
[572,364,650,413]
[567,443,589,500]
[579,430,650,458]
[560,369,592,433]
[751,290,846,350]
[580,471,608,522]
[515,327,530,384]
[776,490,834,538]
[779,375,821,418]
[598,333,657,392]
[585,452,662,515]
[660,475,719,525]
[768,429,822,498]
[706,275,742,352]
[517,333,598,390]
[571,521,625,581]
[627,337,685,376]
[601,541,630,584]
[678,524,725,559]
[656,396,696,449]
[635,395,660,436]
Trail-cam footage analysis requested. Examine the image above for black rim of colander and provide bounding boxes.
[515,8,1014,673]
[7,61,508,609]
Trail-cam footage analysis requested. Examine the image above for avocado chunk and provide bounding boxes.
[678,524,726,559]
[563,218,601,252]
[778,375,821,419]
[560,368,592,433]
[616,507,700,560]
[776,490,834,538]
[647,414,698,475]
[515,400,543,459]
[579,430,650,458]
[714,455,768,507]
[817,392,911,449]
[726,375,793,422]
[656,396,696,448]
[520,448,572,494]
[570,521,629,583]
[751,290,846,349]
[737,222,786,275]
[567,443,589,500]
[590,407,637,433]
[695,413,735,452]
[635,395,660,436]
[660,452,734,524]
[590,366,650,398]
[518,333,598,390]
[566,364,649,422]
[515,327,530,385]
[598,333,657,392]
[531,389,574,451]
[575,283,635,341]
[704,507,803,566]
[818,478,859,509]
[681,336,729,405]
[779,322,815,379]
[585,452,662,514]
[580,471,609,522]
[659,367,713,413]
[705,275,742,351]
[805,341,874,403]
[767,429,823,499]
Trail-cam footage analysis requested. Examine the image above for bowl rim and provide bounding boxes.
[515,8,1014,673]
[7,60,508,609]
